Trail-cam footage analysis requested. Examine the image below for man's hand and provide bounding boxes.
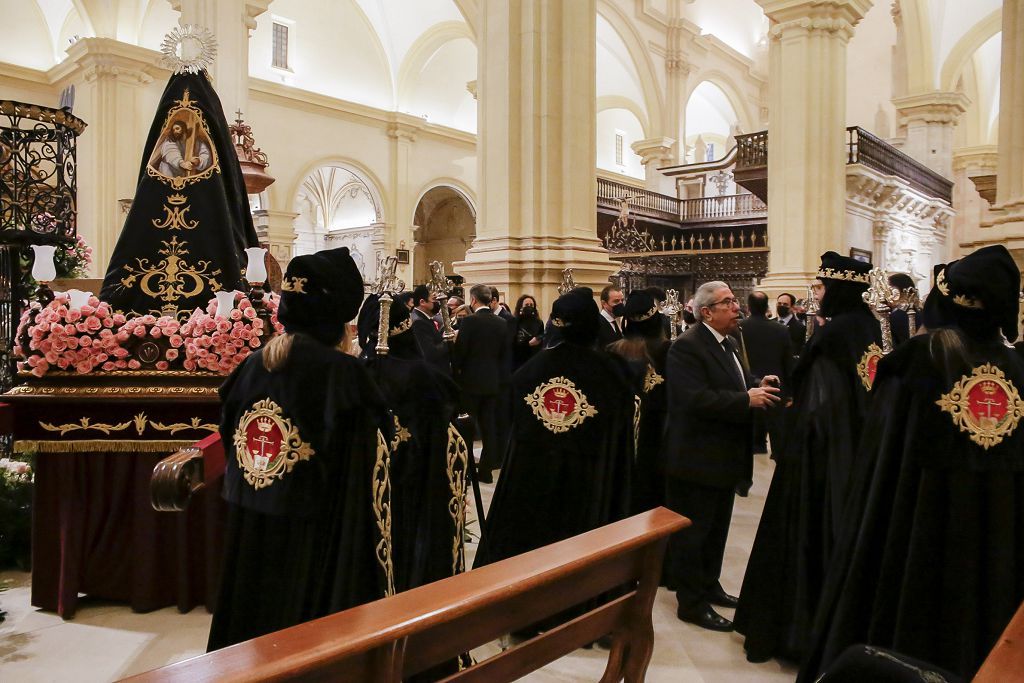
[180,160,194,171]
[760,374,780,388]
[748,386,781,409]
[528,336,541,347]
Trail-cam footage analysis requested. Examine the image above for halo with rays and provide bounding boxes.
[160,25,217,75]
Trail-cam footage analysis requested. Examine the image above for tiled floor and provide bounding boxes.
[0,453,796,682]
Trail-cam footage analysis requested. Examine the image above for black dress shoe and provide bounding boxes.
[708,586,739,608]
[676,604,734,632]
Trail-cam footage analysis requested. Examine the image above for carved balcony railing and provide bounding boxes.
[597,177,680,222]
[847,127,953,202]
[735,131,768,170]
[679,194,766,222]
[604,221,768,256]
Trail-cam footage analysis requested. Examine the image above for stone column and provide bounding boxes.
[456,0,616,312]
[979,0,1024,268]
[387,116,423,288]
[169,0,271,116]
[891,90,969,178]
[755,0,872,293]
[252,209,298,270]
[631,137,677,195]
[59,39,166,275]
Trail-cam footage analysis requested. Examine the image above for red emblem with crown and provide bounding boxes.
[857,343,884,391]
[937,363,1024,449]
[233,398,314,488]
[525,376,597,433]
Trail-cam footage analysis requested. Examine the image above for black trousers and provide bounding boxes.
[664,477,736,612]
[463,392,504,473]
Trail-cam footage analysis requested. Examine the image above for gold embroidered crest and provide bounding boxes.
[524,376,598,434]
[232,398,314,489]
[857,343,884,391]
[936,363,1024,449]
[643,364,664,393]
[281,276,307,293]
[391,415,411,452]
[146,89,221,189]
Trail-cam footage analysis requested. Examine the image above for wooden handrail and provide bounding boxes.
[151,433,224,512]
[974,601,1024,681]
[124,507,690,683]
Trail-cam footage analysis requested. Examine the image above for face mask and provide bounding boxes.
[777,305,791,318]
[612,303,626,317]
[521,305,536,317]
[682,310,696,325]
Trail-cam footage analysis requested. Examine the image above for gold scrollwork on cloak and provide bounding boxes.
[524,376,598,434]
[232,398,314,490]
[856,343,884,391]
[390,415,411,452]
[40,417,132,436]
[152,194,199,230]
[936,363,1024,450]
[643,364,664,394]
[445,423,469,575]
[633,395,641,455]
[118,236,223,305]
[150,417,218,434]
[372,429,396,596]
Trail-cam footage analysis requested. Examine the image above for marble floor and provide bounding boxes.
[0,453,796,682]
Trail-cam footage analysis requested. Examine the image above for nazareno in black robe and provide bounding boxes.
[734,305,881,662]
[473,341,636,569]
[207,335,393,651]
[365,341,466,593]
[798,334,1024,681]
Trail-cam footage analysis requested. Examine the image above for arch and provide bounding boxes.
[412,183,477,284]
[597,95,649,136]
[287,157,389,226]
[685,71,754,134]
[940,9,1001,92]
[449,0,478,39]
[898,0,935,92]
[596,0,663,137]
[396,20,476,116]
[346,0,398,109]
[413,177,478,218]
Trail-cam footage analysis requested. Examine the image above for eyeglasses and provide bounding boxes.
[708,297,739,308]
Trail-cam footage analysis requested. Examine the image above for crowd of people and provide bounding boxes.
[209,243,1024,683]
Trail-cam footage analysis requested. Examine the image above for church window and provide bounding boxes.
[272,22,290,70]
[615,131,624,166]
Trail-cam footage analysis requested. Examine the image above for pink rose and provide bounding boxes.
[249,338,260,348]
[215,320,231,334]
[156,361,169,370]
[132,326,146,337]
[85,317,102,332]
[196,349,209,359]
[94,353,108,363]
[66,309,82,322]
[115,359,127,369]
[80,305,95,316]
[51,339,67,352]
[141,315,156,325]
[66,338,79,350]
[112,314,126,325]
[127,359,141,370]
[79,336,92,347]
[64,324,76,335]
[169,334,183,348]
[102,361,116,371]
[165,348,179,361]
[242,307,257,319]
[56,358,69,370]
[229,309,242,321]
[116,330,129,343]
[103,318,114,328]
[44,350,59,363]
[150,327,163,338]
[74,361,92,374]
[113,347,129,358]
[203,320,216,333]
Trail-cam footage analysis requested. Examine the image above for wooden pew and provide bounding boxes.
[125,507,689,683]
[974,601,1024,682]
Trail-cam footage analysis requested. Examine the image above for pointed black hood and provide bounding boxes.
[99,70,258,319]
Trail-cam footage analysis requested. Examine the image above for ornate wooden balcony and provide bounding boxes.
[596,177,680,223]
[679,193,766,223]
[846,127,953,202]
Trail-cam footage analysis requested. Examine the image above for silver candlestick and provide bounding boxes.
[863,268,900,354]
[660,289,683,341]
[428,260,456,342]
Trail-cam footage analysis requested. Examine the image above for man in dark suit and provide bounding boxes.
[597,284,625,348]
[489,286,514,323]
[776,292,806,356]
[410,284,451,376]
[452,284,511,483]
[737,291,793,457]
[664,280,781,632]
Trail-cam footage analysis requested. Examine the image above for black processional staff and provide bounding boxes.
[428,260,487,540]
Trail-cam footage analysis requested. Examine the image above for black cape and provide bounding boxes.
[207,335,392,651]
[473,342,636,567]
[799,335,1024,680]
[100,70,258,319]
[735,306,882,662]
[365,349,466,593]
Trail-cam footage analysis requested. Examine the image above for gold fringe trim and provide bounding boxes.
[15,439,195,454]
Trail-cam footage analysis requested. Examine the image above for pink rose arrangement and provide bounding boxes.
[16,293,125,377]
[180,292,283,374]
[116,314,183,371]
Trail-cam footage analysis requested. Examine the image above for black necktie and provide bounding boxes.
[612,319,621,336]
[721,338,745,388]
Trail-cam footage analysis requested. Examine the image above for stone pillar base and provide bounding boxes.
[755,270,820,301]
[454,235,618,312]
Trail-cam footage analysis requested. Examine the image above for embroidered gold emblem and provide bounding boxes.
[935,268,950,296]
[151,195,199,231]
[857,343,884,391]
[281,276,307,293]
[524,376,598,433]
[936,363,1024,449]
[118,236,223,305]
[232,398,314,489]
[643,364,664,393]
[373,429,395,596]
[40,417,132,436]
[817,267,870,284]
[391,415,411,452]
[446,423,468,574]
[146,89,221,190]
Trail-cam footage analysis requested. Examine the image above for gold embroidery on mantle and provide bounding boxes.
[524,376,598,434]
[232,398,314,490]
[446,423,468,575]
[390,415,411,452]
[118,236,223,305]
[936,363,1024,449]
[856,343,884,391]
[151,194,199,231]
[373,429,395,596]
[643,364,664,393]
[150,417,218,434]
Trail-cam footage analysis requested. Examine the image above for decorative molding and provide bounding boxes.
[892,90,970,127]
